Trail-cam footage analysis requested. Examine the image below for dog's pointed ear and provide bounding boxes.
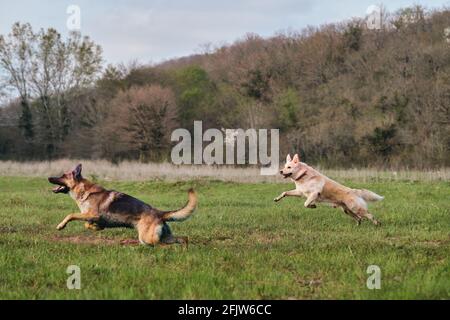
[72,164,82,180]
[293,154,300,163]
[286,154,292,163]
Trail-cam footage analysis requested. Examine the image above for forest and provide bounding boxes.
[0,5,449,168]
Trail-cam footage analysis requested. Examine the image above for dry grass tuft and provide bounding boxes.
[0,160,448,182]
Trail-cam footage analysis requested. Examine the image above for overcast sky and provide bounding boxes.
[0,0,449,64]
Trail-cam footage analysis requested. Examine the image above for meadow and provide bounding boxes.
[0,170,449,299]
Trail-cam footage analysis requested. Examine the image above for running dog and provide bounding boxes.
[48,164,197,246]
[274,154,383,225]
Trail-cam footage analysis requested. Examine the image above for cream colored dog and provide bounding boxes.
[274,154,383,225]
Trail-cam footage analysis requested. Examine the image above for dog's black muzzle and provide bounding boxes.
[48,177,70,194]
[280,172,292,179]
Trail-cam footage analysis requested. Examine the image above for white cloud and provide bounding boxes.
[83,1,315,63]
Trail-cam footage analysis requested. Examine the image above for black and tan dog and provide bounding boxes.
[48,164,197,246]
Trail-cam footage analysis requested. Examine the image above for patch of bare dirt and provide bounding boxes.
[249,233,283,244]
[386,236,450,247]
[192,236,233,245]
[296,277,323,288]
[50,235,140,246]
[417,239,450,247]
[0,226,17,233]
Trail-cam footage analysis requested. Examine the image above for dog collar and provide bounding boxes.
[294,172,307,181]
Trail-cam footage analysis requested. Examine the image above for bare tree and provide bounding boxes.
[110,85,178,161]
[0,22,103,157]
[0,23,35,140]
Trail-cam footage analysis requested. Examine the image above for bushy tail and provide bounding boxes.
[355,189,384,202]
[161,188,197,222]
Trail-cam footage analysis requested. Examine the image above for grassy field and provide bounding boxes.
[0,176,449,299]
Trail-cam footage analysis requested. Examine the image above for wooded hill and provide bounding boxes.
[0,5,449,168]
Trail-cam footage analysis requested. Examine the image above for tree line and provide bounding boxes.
[0,5,449,168]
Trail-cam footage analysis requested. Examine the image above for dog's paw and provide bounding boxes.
[56,223,66,230]
[274,197,280,202]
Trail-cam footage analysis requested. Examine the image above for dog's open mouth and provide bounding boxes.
[282,173,292,178]
[52,185,69,194]
[48,177,70,194]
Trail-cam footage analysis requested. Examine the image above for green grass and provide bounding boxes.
[0,176,449,299]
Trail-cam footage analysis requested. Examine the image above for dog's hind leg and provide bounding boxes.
[346,198,380,226]
[359,210,381,226]
[343,198,369,225]
[161,235,189,248]
[341,207,361,225]
[137,223,162,246]
[159,223,188,247]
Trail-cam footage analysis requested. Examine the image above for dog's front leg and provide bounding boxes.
[274,189,302,202]
[84,222,104,231]
[304,192,320,208]
[56,212,99,230]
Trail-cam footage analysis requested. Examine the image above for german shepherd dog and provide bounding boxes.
[274,154,383,225]
[48,164,197,246]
